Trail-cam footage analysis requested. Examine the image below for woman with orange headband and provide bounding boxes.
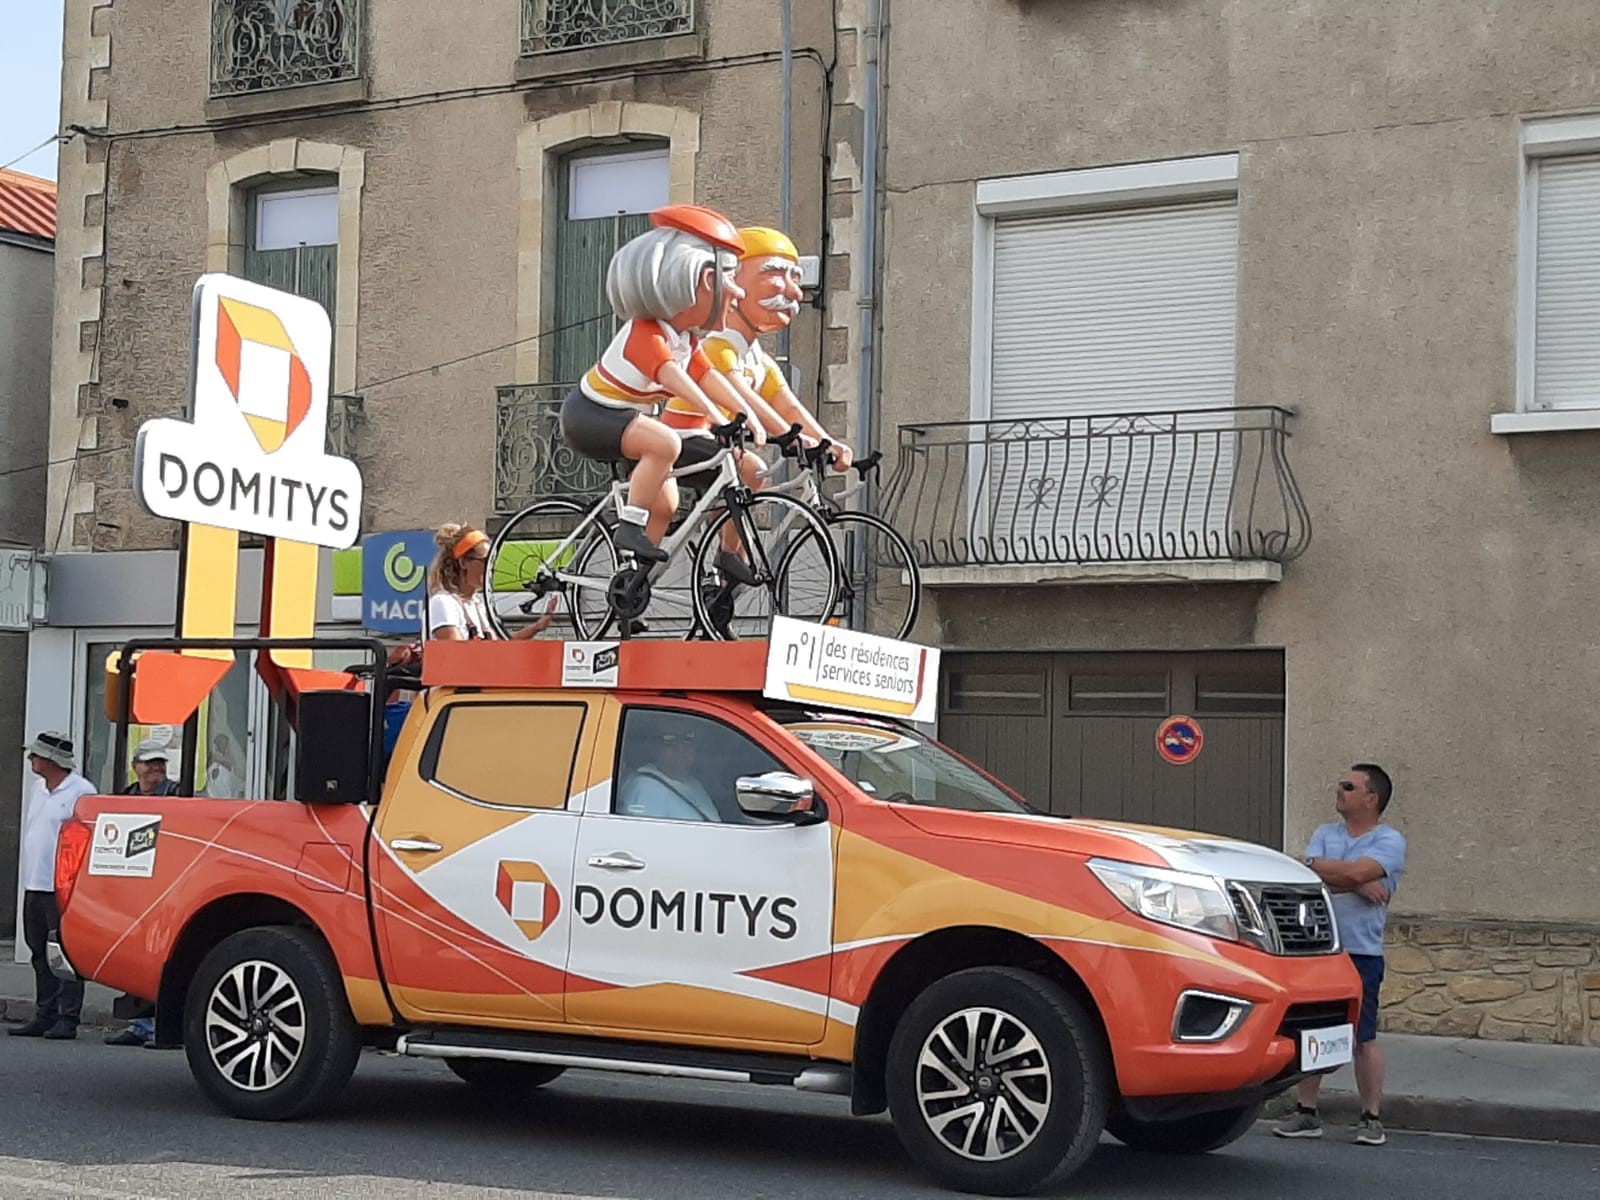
[426,523,555,640]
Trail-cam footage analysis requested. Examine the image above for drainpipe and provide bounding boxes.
[855,0,883,503]
[779,0,793,365]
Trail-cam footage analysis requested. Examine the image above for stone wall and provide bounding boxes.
[1381,919,1600,1046]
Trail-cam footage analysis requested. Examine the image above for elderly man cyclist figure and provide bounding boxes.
[560,204,766,575]
[669,226,854,472]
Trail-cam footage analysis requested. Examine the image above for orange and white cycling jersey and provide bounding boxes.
[581,318,716,411]
[663,328,786,432]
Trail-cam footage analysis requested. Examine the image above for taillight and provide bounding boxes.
[55,817,95,912]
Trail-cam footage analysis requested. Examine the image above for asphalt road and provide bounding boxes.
[2,1038,1598,1199]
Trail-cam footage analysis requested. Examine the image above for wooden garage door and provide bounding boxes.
[940,651,1283,848]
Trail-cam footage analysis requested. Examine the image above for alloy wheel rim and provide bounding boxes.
[915,1006,1052,1162]
[205,959,307,1092]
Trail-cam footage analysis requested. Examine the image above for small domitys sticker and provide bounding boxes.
[88,813,162,877]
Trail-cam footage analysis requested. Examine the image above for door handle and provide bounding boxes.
[390,837,443,853]
[587,852,646,871]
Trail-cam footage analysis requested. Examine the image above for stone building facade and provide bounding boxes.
[871,0,1600,1045]
[45,0,872,548]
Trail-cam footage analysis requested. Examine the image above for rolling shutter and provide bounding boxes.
[1532,155,1600,410]
[984,201,1239,559]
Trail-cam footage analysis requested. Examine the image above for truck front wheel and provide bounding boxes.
[1105,1102,1263,1154]
[885,967,1110,1196]
[184,926,360,1121]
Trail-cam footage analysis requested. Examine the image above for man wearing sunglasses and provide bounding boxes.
[1274,763,1407,1147]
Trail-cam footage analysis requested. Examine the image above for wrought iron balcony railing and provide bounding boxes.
[496,383,614,513]
[880,406,1311,569]
[522,0,695,56]
[327,392,363,459]
[211,0,362,97]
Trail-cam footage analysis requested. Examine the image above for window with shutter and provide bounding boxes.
[981,194,1239,559]
[1528,154,1600,412]
[245,184,339,320]
[550,146,668,383]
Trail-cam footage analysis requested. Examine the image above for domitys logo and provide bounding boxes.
[133,273,364,549]
[216,296,313,453]
[496,861,562,941]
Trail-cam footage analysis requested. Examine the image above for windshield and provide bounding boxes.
[772,710,1037,815]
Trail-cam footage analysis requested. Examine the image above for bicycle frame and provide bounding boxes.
[534,443,752,610]
[747,453,867,550]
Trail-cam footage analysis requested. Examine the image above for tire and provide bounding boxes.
[484,499,602,639]
[445,1057,567,1094]
[779,511,922,640]
[1104,1101,1263,1155]
[689,492,841,641]
[183,926,361,1121]
[886,967,1110,1197]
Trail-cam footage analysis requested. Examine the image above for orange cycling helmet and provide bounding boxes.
[650,204,746,255]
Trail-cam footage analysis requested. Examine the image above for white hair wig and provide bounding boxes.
[606,227,736,321]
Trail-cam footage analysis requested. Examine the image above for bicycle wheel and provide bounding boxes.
[781,511,923,640]
[485,499,610,639]
[689,492,841,641]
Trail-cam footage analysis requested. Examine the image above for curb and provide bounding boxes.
[1317,1091,1600,1147]
[1266,1088,1600,1147]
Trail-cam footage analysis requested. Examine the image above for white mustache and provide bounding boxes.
[760,295,801,316]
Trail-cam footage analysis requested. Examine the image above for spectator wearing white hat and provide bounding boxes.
[9,732,94,1040]
[103,739,180,1047]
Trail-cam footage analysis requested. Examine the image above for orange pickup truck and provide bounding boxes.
[51,630,1358,1196]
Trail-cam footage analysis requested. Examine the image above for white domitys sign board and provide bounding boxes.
[763,616,940,724]
[134,274,363,549]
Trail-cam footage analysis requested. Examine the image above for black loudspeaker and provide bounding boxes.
[295,690,372,804]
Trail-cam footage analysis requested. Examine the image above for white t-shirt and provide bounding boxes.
[20,771,96,891]
[425,590,493,640]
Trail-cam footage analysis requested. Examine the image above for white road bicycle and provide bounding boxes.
[486,417,843,642]
[759,437,922,640]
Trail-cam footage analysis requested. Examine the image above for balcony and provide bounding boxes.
[880,406,1311,587]
[521,0,696,55]
[496,383,614,514]
[211,0,362,97]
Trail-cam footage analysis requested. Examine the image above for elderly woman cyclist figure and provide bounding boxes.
[426,522,556,640]
[560,204,768,580]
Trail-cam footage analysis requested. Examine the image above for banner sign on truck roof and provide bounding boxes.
[763,616,939,724]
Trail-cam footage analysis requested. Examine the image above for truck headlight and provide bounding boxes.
[1087,858,1239,942]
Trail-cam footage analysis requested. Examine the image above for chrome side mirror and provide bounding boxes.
[735,771,824,823]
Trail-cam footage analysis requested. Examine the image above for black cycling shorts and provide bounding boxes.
[561,389,725,491]
[561,389,640,461]
[672,433,724,493]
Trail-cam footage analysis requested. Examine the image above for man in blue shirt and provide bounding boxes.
[1274,762,1407,1147]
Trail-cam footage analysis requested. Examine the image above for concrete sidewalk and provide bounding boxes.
[1,940,120,1029]
[3,938,1597,1144]
[1298,1031,1600,1145]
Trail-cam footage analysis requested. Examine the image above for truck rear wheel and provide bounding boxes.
[445,1058,566,1093]
[885,967,1110,1196]
[1105,1102,1263,1154]
[184,926,360,1121]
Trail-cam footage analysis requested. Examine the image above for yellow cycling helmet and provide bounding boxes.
[737,226,800,262]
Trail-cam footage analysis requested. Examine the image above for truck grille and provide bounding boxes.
[1229,882,1338,956]
[1278,1001,1354,1039]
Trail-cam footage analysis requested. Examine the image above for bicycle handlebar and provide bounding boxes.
[711,412,750,445]
[771,423,806,452]
[852,450,883,481]
[766,421,884,480]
